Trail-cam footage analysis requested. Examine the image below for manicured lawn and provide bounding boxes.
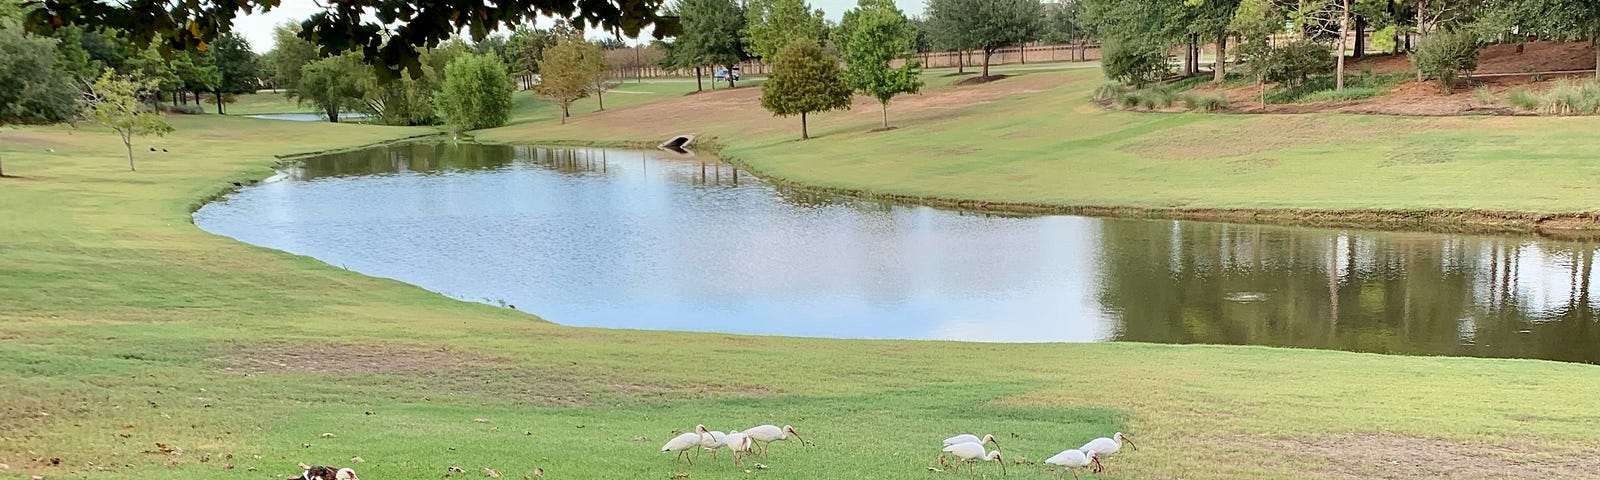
[1,63,1596,480]
[222,90,309,115]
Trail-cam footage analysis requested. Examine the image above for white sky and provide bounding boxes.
[233,0,927,53]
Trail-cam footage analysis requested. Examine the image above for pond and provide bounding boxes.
[193,143,1599,364]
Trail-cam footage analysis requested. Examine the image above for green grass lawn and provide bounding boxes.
[1,63,1597,480]
[222,90,310,115]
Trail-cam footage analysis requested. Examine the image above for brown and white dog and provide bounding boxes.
[291,465,358,480]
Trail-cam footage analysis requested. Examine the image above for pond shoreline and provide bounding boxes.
[477,138,1600,239]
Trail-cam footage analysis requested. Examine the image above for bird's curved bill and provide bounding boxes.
[999,458,1008,475]
[1125,438,1138,450]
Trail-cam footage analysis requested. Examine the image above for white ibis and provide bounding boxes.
[942,442,1005,475]
[1081,432,1136,472]
[943,434,1000,448]
[662,428,707,464]
[1044,449,1101,480]
[698,428,728,459]
[743,424,803,456]
[724,431,755,466]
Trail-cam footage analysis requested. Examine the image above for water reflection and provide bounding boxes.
[195,143,1599,363]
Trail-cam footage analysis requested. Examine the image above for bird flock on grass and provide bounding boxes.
[662,424,806,467]
[937,431,1136,479]
[660,424,1136,478]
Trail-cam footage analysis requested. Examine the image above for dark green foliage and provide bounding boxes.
[434,53,514,131]
[744,0,826,61]
[507,28,556,75]
[26,0,679,80]
[210,33,260,114]
[760,40,852,139]
[0,18,79,124]
[924,0,1043,77]
[679,0,748,87]
[295,53,373,122]
[1101,37,1170,87]
[1246,41,1333,87]
[1410,29,1480,92]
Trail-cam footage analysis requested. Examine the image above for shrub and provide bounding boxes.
[1116,90,1142,109]
[1093,82,1129,103]
[1297,87,1385,103]
[434,53,514,131]
[1410,30,1480,93]
[1472,86,1495,106]
[1539,79,1600,115]
[1143,85,1178,108]
[1102,37,1170,87]
[159,104,205,115]
[1253,41,1334,87]
[1505,87,1539,110]
[1182,93,1229,112]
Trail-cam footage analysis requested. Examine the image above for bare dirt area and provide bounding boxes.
[1358,40,1597,76]
[1221,433,1600,480]
[1179,41,1597,116]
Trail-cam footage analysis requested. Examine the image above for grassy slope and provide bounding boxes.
[1,70,1597,480]
[478,64,1599,225]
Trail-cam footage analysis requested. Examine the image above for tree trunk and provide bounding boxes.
[1336,0,1349,91]
[800,112,809,140]
[727,64,735,88]
[561,102,570,123]
[881,102,889,129]
[982,49,992,78]
[695,66,703,92]
[328,107,340,123]
[598,90,605,110]
[1214,33,1228,83]
[1353,16,1367,58]
[216,91,224,114]
[122,133,135,171]
[956,50,965,73]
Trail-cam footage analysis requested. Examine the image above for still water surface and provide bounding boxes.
[193,143,1599,363]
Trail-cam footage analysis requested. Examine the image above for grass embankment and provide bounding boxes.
[1,67,1597,480]
[477,63,1600,235]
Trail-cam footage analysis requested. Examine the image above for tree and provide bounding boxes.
[760,40,852,140]
[270,23,319,92]
[27,0,680,79]
[434,53,514,131]
[839,0,922,129]
[295,53,373,122]
[743,0,827,61]
[1084,0,1189,83]
[922,0,970,73]
[507,27,556,77]
[926,0,1044,78]
[581,42,618,111]
[86,69,173,172]
[1040,0,1090,44]
[680,0,749,88]
[210,33,259,114]
[0,17,79,126]
[537,29,596,123]
[1185,0,1243,82]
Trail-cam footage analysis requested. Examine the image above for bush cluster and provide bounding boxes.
[1410,30,1481,93]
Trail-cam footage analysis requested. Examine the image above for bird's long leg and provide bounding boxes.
[1071,469,1079,480]
[694,446,701,460]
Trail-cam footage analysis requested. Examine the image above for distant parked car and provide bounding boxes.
[714,67,741,81]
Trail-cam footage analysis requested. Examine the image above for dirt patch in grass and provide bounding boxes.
[1358,41,1596,76]
[953,74,1011,86]
[1225,433,1600,480]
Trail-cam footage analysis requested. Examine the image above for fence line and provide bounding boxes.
[592,43,1103,81]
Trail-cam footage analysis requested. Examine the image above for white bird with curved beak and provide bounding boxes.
[742,424,804,456]
[1044,449,1101,480]
[943,433,1001,449]
[1081,432,1136,472]
[661,425,710,464]
[724,431,755,466]
[942,441,1005,475]
[697,427,728,459]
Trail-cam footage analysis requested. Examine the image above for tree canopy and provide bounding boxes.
[744,0,828,61]
[760,40,853,140]
[434,53,514,132]
[295,53,373,123]
[679,0,748,87]
[537,28,602,123]
[839,0,922,129]
[24,0,680,78]
[86,69,173,171]
[924,0,1043,77]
